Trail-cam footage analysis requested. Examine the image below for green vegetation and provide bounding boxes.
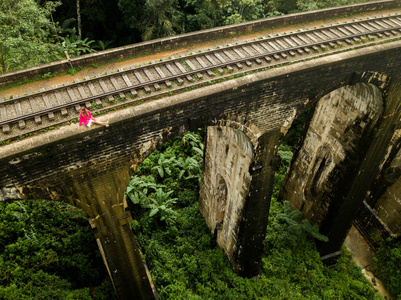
[372,240,401,298]
[0,200,116,299]
[2,126,397,299]
[125,130,381,299]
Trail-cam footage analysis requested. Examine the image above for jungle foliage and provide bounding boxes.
[0,200,116,299]
[1,128,398,299]
[372,240,401,299]
[125,130,381,299]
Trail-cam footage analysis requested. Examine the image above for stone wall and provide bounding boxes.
[1,0,400,87]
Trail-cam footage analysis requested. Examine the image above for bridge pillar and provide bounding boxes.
[199,123,280,276]
[68,166,156,300]
[280,82,393,261]
[19,165,156,300]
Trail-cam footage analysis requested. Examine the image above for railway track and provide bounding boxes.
[1,13,401,141]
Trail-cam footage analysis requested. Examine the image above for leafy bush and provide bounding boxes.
[0,200,115,299]
[372,241,401,297]
[125,130,204,227]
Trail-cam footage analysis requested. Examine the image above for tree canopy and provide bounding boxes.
[0,0,62,73]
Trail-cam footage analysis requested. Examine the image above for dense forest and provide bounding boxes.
[1,128,401,298]
[1,0,373,73]
[0,200,116,299]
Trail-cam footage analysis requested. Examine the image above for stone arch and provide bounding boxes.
[280,81,387,260]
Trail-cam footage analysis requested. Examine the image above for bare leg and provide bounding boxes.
[92,120,109,127]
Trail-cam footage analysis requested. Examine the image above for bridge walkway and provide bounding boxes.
[3,8,398,98]
[0,7,400,143]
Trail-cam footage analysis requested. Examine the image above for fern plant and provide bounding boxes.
[273,201,328,247]
[125,175,163,204]
[143,188,178,224]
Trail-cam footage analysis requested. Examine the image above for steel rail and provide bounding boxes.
[1,15,401,132]
[2,15,400,106]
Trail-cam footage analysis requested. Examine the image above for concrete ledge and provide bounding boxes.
[1,0,399,88]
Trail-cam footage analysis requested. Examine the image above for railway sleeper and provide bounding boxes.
[245,60,252,67]
[48,111,55,120]
[289,51,296,56]
[255,58,262,65]
[207,70,214,76]
[127,89,137,98]
[2,124,10,134]
[18,120,26,129]
[265,56,272,62]
[34,116,42,124]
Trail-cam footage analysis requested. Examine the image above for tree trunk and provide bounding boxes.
[1,45,6,73]
[77,0,82,39]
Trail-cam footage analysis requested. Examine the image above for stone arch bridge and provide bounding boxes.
[2,4,401,300]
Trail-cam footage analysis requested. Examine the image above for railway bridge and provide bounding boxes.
[1,1,401,299]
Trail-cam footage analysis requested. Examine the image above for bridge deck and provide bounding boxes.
[3,8,398,98]
[0,6,400,143]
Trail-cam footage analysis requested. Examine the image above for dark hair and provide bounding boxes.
[80,108,88,116]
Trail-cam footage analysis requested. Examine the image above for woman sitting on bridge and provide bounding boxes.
[79,108,109,127]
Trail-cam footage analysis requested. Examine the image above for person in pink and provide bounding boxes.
[79,108,109,127]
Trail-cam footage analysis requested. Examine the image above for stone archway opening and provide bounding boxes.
[280,82,384,259]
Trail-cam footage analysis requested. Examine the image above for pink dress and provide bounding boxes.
[79,109,95,126]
